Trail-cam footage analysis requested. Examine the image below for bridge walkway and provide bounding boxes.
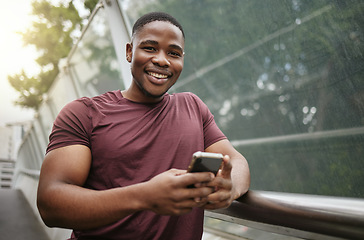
[0,189,49,240]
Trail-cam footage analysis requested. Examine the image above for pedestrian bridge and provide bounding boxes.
[2,0,364,239]
[0,189,49,240]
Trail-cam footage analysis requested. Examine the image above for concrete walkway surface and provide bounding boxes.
[0,189,49,240]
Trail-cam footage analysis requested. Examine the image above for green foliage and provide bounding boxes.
[84,0,99,13]
[8,0,98,109]
[8,70,44,109]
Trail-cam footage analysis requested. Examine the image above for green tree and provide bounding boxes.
[8,0,98,110]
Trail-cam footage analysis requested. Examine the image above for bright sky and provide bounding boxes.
[0,0,38,126]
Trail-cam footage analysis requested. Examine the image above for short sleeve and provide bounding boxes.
[46,98,92,154]
[189,93,227,149]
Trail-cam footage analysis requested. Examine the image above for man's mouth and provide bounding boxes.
[147,71,168,79]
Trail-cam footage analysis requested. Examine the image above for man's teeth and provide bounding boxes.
[148,72,168,79]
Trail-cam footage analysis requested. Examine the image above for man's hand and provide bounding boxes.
[203,155,234,210]
[144,169,215,215]
[202,139,251,210]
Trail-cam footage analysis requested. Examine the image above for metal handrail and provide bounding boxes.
[207,190,364,240]
[14,164,364,239]
[17,168,40,179]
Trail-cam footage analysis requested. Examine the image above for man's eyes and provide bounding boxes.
[142,46,156,51]
[168,51,182,58]
[142,47,182,58]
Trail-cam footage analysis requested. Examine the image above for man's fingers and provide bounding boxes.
[167,168,187,176]
[206,176,232,190]
[220,155,232,178]
[179,185,214,201]
[207,190,230,203]
[203,190,232,210]
[178,172,214,188]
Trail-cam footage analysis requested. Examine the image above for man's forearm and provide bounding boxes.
[38,182,148,230]
[230,156,250,199]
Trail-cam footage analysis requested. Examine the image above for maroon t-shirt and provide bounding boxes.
[47,90,226,240]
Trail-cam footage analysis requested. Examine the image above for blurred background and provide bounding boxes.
[0,1,36,126]
[1,1,363,239]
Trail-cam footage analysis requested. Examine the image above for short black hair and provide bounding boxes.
[132,12,185,39]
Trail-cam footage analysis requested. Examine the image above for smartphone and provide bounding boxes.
[187,151,224,175]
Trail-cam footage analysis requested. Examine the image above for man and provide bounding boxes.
[37,12,250,240]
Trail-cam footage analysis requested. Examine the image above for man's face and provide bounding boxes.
[126,21,184,102]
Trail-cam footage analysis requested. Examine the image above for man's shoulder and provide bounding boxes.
[169,92,208,111]
[172,92,200,101]
[173,92,205,104]
[89,90,123,103]
[61,90,122,114]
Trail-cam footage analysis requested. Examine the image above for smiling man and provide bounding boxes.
[37,12,250,240]
[124,19,184,102]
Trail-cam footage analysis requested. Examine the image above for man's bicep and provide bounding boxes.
[39,145,92,187]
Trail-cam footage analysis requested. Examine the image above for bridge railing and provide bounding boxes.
[207,190,364,240]
[13,166,364,240]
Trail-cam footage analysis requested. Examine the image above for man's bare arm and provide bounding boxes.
[37,145,215,230]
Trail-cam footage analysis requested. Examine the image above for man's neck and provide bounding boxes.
[121,87,165,104]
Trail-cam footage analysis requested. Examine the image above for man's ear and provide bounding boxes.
[126,43,132,63]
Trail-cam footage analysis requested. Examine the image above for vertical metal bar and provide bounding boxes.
[102,0,132,89]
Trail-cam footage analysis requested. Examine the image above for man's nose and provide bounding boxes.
[152,51,170,67]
